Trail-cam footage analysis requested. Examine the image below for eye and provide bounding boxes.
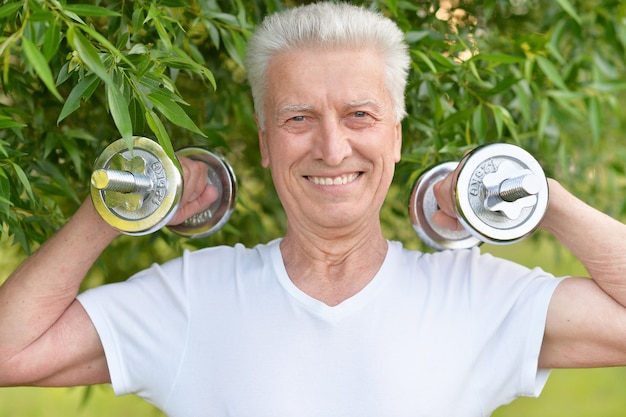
[291,115,306,122]
[353,111,367,118]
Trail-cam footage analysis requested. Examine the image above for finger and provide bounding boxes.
[432,177,456,217]
[169,184,219,226]
[168,156,220,226]
[179,156,209,203]
[432,210,465,231]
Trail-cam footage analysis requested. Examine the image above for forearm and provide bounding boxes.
[0,199,120,356]
[541,179,626,304]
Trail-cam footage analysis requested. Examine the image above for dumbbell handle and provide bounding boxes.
[483,169,541,220]
[91,169,154,194]
[497,173,540,202]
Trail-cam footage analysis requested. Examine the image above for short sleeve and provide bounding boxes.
[77,251,191,403]
[465,249,564,409]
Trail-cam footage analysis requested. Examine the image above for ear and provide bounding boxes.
[255,114,270,168]
[393,122,403,163]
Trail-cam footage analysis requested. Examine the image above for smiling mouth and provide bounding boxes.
[307,173,360,185]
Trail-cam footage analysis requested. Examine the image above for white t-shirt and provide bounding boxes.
[78,239,563,417]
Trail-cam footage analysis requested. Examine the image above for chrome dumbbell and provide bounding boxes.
[90,136,236,238]
[409,143,549,250]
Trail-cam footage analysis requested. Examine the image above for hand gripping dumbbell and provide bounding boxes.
[409,143,549,251]
[90,136,236,238]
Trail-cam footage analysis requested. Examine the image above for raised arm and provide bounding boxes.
[0,156,217,387]
[0,199,119,386]
[538,179,626,368]
[433,174,626,368]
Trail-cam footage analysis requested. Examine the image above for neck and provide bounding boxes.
[280,224,388,306]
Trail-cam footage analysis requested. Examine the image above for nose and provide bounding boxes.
[313,118,352,166]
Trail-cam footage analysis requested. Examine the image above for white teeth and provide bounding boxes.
[309,173,359,185]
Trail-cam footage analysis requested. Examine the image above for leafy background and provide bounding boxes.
[1,0,626,415]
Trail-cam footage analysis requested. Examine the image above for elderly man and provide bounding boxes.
[1,2,626,417]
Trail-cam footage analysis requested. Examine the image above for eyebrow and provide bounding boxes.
[344,99,383,112]
[278,100,383,115]
[274,104,314,124]
[277,104,314,114]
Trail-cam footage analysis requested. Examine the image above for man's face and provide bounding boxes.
[258,47,402,232]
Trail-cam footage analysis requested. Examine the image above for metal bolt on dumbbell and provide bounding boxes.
[90,136,236,238]
[409,143,549,251]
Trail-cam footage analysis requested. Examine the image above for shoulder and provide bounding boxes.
[182,239,279,273]
[388,240,504,275]
[388,240,559,295]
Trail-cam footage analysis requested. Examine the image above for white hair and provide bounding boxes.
[245,2,410,130]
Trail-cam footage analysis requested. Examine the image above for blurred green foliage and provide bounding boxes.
[1,0,626,276]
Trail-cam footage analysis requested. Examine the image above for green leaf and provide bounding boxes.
[10,225,31,255]
[439,108,474,130]
[49,0,85,24]
[0,2,22,19]
[106,84,133,147]
[555,0,581,25]
[161,53,216,90]
[206,11,240,26]
[405,31,430,44]
[0,170,10,216]
[219,28,244,68]
[67,27,113,85]
[546,91,586,120]
[473,53,525,66]
[78,24,135,69]
[59,136,86,179]
[57,74,100,124]
[484,74,520,97]
[203,20,221,48]
[472,105,487,141]
[42,20,62,62]
[65,4,122,17]
[428,51,457,70]
[588,80,626,93]
[546,19,567,65]
[21,37,64,102]
[132,7,145,35]
[536,56,567,90]
[513,80,532,124]
[537,98,550,140]
[588,96,600,146]
[0,116,26,129]
[491,107,504,138]
[33,160,80,203]
[148,5,172,51]
[147,91,205,136]
[411,50,437,74]
[145,110,178,165]
[8,161,34,201]
[490,105,519,143]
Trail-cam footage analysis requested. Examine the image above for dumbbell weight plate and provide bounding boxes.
[454,143,549,244]
[168,148,237,238]
[409,162,481,251]
[90,136,183,236]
